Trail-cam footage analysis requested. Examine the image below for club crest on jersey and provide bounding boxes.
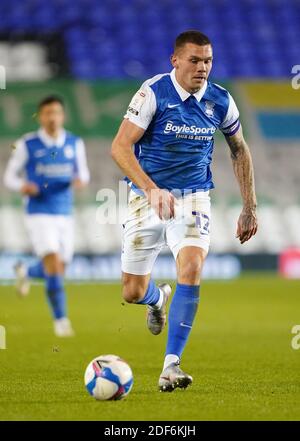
[204,101,215,117]
[64,145,74,159]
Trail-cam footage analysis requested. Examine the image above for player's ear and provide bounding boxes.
[171,53,178,68]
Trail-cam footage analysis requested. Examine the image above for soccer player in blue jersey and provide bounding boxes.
[112,30,258,391]
[4,96,90,337]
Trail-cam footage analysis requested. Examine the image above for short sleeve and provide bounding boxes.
[3,138,28,191]
[124,81,157,131]
[75,138,90,184]
[220,93,240,136]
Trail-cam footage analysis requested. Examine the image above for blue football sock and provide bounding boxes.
[28,261,46,279]
[137,279,161,306]
[45,274,67,319]
[166,283,200,358]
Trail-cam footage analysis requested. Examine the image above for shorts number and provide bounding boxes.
[192,211,210,235]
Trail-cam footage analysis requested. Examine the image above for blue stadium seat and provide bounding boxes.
[0,0,299,79]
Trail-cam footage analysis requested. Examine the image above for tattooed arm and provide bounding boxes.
[224,126,258,244]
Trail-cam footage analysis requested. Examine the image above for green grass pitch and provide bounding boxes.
[0,275,300,421]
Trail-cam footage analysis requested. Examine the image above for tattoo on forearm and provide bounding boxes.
[226,133,257,210]
[224,129,258,243]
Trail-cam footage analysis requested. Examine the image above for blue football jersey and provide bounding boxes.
[23,130,80,215]
[124,69,240,194]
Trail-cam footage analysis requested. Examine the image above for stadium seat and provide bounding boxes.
[0,0,299,79]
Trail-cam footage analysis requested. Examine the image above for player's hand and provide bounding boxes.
[72,178,87,190]
[236,207,258,244]
[20,182,40,196]
[146,188,175,221]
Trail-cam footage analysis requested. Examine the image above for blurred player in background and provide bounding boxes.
[112,31,258,391]
[3,95,90,337]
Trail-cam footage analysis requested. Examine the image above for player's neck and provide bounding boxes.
[43,127,62,140]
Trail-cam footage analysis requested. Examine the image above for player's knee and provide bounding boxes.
[43,253,63,275]
[122,281,146,304]
[179,259,203,284]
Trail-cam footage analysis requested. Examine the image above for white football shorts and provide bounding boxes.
[121,190,211,275]
[24,214,74,263]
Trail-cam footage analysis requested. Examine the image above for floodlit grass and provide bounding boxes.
[0,276,300,420]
